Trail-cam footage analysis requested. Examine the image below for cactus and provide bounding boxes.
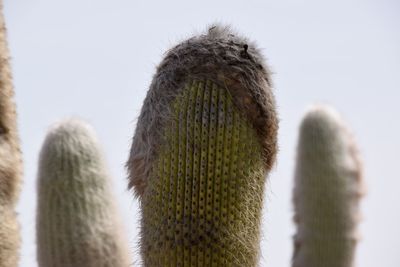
[127,25,278,266]
[0,1,23,266]
[36,119,130,267]
[292,105,364,267]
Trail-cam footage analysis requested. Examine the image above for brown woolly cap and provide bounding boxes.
[127,24,278,197]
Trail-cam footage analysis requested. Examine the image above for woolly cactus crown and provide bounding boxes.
[127,24,278,197]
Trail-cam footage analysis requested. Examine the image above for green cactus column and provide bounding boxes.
[292,105,364,267]
[0,1,23,266]
[36,119,130,267]
[127,25,278,266]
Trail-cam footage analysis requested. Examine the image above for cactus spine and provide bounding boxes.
[0,1,22,266]
[127,25,278,266]
[292,105,363,267]
[36,119,130,267]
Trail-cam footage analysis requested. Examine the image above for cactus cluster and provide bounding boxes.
[0,3,364,265]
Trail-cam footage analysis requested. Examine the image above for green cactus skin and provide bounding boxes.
[36,119,130,267]
[0,1,22,266]
[128,25,278,266]
[292,105,364,267]
[140,80,270,266]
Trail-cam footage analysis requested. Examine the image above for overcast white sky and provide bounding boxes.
[4,0,400,266]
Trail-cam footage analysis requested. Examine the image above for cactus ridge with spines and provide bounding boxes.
[141,79,267,266]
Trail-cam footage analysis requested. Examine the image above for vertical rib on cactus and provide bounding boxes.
[292,105,364,267]
[37,119,130,267]
[127,25,278,266]
[0,1,22,266]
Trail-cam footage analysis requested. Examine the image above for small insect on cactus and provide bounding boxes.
[292,105,364,267]
[36,119,130,267]
[127,24,278,266]
[0,1,23,267]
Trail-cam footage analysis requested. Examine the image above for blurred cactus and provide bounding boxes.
[292,105,364,267]
[36,119,130,267]
[0,1,23,266]
[127,25,278,266]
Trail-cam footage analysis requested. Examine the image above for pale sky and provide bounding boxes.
[4,0,400,266]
